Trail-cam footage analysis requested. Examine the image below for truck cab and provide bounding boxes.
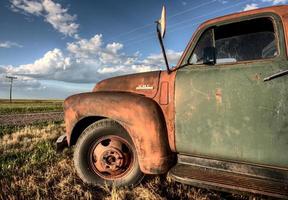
[61,5,288,198]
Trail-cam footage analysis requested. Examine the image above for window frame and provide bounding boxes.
[177,13,284,69]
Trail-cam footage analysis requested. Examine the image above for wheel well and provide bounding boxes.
[70,116,105,145]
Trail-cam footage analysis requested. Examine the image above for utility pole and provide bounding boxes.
[6,76,17,103]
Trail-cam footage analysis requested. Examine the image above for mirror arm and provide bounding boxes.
[156,22,171,74]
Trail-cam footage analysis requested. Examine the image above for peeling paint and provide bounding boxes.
[215,88,222,105]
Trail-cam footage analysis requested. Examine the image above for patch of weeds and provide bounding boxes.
[0,140,59,178]
[0,124,20,137]
[28,141,58,168]
[0,150,30,178]
[0,120,63,138]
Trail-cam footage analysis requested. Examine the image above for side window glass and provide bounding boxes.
[190,29,214,64]
[189,17,278,65]
[215,17,277,64]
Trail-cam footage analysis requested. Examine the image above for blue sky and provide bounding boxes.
[0,0,287,99]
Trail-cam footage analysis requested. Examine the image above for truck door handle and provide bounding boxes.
[263,69,288,82]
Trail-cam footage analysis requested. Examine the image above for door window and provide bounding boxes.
[189,17,278,65]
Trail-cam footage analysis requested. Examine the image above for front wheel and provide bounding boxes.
[74,119,144,186]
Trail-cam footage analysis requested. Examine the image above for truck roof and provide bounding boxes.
[201,5,288,28]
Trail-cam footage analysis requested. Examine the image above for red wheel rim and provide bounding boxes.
[89,135,134,180]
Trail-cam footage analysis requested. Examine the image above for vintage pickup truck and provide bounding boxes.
[58,5,288,199]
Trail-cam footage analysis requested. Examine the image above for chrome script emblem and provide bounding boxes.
[136,84,154,90]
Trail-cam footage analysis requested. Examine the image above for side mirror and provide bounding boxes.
[157,6,166,38]
[156,6,170,73]
[203,47,216,65]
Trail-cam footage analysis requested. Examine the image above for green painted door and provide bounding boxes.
[175,16,288,168]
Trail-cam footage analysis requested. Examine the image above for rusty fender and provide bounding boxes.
[64,91,174,174]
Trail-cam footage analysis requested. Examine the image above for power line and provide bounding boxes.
[124,22,201,48]
[167,0,250,29]
[124,0,250,47]
[108,0,218,41]
[168,0,217,19]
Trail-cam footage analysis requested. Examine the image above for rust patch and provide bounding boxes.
[253,73,261,81]
[93,71,160,99]
[160,81,169,105]
[283,12,288,57]
[153,71,177,152]
[64,91,173,174]
[215,88,222,105]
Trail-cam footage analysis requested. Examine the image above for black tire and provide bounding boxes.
[74,119,144,186]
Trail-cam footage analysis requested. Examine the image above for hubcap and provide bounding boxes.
[89,135,133,179]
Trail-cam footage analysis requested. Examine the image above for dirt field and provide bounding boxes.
[0,112,63,125]
[0,100,257,200]
[0,99,64,138]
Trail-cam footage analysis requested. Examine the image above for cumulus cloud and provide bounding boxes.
[243,3,259,11]
[1,34,182,83]
[0,41,22,48]
[10,0,79,37]
[106,42,123,54]
[0,66,7,74]
[67,34,103,58]
[262,0,288,4]
[142,50,182,67]
[0,73,42,90]
[7,48,71,77]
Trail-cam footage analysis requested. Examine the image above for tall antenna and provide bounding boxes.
[6,76,17,103]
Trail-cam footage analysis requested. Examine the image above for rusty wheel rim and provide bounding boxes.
[89,135,134,180]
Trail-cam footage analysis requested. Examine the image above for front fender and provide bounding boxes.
[64,91,174,174]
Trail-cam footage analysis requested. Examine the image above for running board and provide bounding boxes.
[168,155,288,199]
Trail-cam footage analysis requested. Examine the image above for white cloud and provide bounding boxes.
[8,48,70,76]
[106,42,123,54]
[10,0,43,15]
[10,0,79,37]
[0,41,22,48]
[1,34,182,83]
[42,0,79,37]
[262,0,288,4]
[142,50,182,67]
[67,34,103,58]
[0,73,42,90]
[0,66,7,74]
[243,3,259,11]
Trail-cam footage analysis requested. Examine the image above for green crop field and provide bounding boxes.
[0,99,63,115]
[0,101,251,199]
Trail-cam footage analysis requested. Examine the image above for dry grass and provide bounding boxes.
[0,123,254,200]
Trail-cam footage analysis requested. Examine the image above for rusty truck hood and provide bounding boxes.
[93,71,161,98]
